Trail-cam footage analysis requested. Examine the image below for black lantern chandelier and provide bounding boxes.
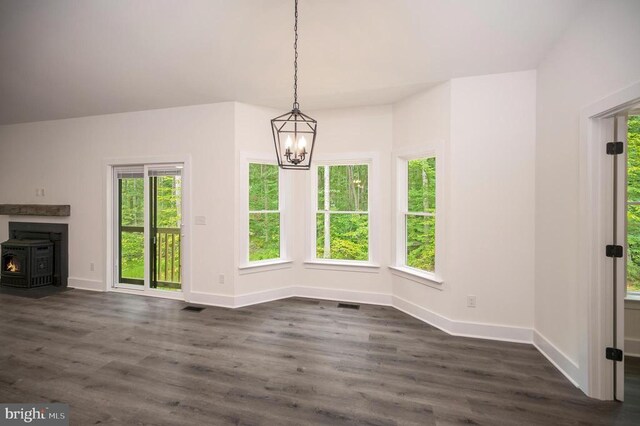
[271,0,317,170]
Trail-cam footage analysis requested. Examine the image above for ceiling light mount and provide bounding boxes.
[271,0,317,170]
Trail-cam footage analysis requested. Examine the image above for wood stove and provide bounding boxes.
[1,239,54,288]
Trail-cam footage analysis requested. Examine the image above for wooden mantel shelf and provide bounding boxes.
[0,204,71,217]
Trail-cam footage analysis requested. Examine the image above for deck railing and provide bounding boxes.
[120,226,181,287]
[155,227,181,285]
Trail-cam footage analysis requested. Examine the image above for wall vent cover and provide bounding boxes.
[182,306,205,312]
[337,303,360,310]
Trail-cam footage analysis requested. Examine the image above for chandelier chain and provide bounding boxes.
[293,0,299,109]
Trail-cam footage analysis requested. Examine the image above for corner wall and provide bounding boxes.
[535,0,640,388]
[392,71,537,340]
[233,102,296,298]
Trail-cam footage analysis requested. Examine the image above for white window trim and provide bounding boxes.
[238,259,293,275]
[391,145,444,287]
[239,152,292,271]
[305,152,380,271]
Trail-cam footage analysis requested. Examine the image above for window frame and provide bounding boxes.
[239,152,292,272]
[305,153,380,270]
[390,147,444,287]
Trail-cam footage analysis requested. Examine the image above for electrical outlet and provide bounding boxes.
[467,295,476,308]
[219,274,225,284]
[90,262,95,272]
[41,188,45,197]
[35,188,40,197]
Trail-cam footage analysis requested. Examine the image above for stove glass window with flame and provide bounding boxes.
[3,253,22,274]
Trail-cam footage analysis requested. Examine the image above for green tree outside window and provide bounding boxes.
[406,157,436,272]
[249,163,280,261]
[316,164,369,261]
[627,115,640,294]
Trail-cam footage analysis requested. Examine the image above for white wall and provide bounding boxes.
[233,102,295,297]
[449,71,536,327]
[294,105,394,296]
[535,0,640,376]
[0,103,237,297]
[392,82,452,315]
[392,71,536,333]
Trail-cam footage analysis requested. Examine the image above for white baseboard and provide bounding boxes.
[294,286,393,306]
[625,338,640,357]
[392,295,451,334]
[111,287,185,301]
[392,295,533,344]
[234,287,293,308]
[188,291,234,307]
[194,286,394,309]
[533,330,581,388]
[68,277,104,291]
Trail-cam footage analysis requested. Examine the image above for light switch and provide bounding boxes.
[195,216,206,225]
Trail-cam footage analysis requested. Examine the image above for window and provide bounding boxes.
[239,154,290,270]
[405,157,436,272]
[315,164,369,261]
[392,150,441,285]
[249,163,280,261]
[627,115,640,296]
[308,155,378,268]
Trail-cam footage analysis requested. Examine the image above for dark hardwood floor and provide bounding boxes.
[0,289,638,425]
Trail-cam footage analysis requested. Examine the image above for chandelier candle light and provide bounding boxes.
[271,0,317,170]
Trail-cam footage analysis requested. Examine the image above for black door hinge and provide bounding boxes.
[606,347,623,362]
[606,245,623,258]
[607,142,623,155]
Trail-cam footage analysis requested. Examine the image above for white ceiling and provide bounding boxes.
[0,0,590,125]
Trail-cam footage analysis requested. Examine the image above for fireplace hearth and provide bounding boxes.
[1,239,54,288]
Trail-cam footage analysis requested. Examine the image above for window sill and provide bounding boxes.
[303,259,380,273]
[388,265,443,290]
[238,259,293,275]
[625,294,640,309]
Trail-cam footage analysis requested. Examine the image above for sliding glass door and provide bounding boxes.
[149,167,182,291]
[116,167,145,287]
[114,164,183,293]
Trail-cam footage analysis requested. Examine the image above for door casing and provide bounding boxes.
[579,80,640,400]
[104,155,191,301]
